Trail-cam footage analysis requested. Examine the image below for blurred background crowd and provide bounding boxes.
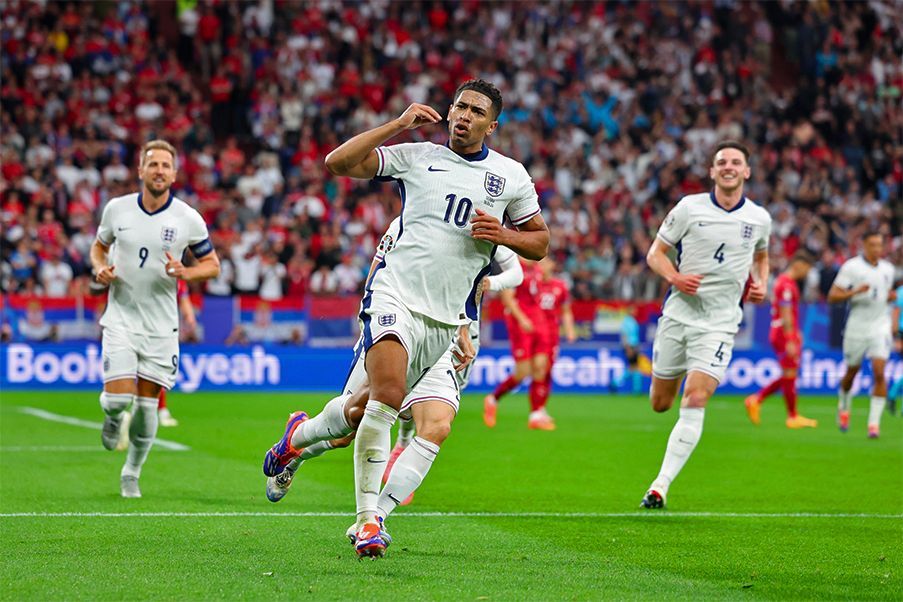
[1,0,901,309]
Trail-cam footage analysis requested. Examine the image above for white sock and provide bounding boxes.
[377,437,439,520]
[285,440,336,472]
[100,392,132,416]
[354,400,398,525]
[122,396,159,479]
[290,394,353,449]
[868,396,886,428]
[651,407,705,494]
[838,389,852,412]
[396,418,416,449]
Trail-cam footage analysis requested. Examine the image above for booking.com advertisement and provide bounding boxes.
[3,342,901,395]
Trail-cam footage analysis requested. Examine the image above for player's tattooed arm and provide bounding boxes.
[325,103,441,179]
[471,210,549,260]
[646,237,702,295]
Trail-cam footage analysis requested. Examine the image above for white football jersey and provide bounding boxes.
[656,191,771,334]
[832,256,895,337]
[96,192,213,336]
[369,142,540,325]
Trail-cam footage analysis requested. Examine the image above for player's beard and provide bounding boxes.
[145,179,172,199]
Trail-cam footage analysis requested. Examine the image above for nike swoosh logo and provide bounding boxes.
[427,166,448,172]
[366,458,386,464]
[678,438,693,444]
[117,227,131,231]
[697,223,708,227]
[388,494,402,504]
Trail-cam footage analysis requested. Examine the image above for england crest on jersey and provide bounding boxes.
[161,226,178,244]
[740,222,754,246]
[484,172,506,197]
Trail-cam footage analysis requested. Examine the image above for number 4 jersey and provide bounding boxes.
[372,142,540,325]
[656,191,772,335]
[96,192,213,337]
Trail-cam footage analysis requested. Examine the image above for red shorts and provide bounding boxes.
[506,316,554,361]
[769,330,801,371]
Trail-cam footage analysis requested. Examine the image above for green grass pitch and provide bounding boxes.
[1,389,900,600]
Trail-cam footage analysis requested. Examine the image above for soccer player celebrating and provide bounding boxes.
[827,231,896,438]
[90,140,219,498]
[744,250,818,428]
[263,218,524,509]
[264,80,548,558]
[482,260,553,429]
[640,141,771,509]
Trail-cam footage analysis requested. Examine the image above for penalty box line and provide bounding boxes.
[1,512,901,519]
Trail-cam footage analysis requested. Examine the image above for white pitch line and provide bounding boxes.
[0,446,185,453]
[0,511,900,519]
[17,407,190,451]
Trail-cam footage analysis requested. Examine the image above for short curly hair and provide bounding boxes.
[454,79,503,119]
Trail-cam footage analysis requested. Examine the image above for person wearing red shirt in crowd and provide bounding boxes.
[531,257,577,427]
[745,250,818,429]
[484,260,557,430]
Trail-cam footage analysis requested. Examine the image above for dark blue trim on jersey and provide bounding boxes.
[189,238,214,258]
[709,190,745,213]
[359,294,374,351]
[675,241,683,267]
[137,191,174,215]
[374,176,396,182]
[445,141,489,162]
[464,246,498,321]
[342,337,364,392]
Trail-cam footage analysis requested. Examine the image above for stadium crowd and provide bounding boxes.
[1,0,901,307]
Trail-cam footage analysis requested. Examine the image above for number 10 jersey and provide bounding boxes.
[371,142,540,325]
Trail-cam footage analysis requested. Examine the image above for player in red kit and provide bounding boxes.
[745,250,818,428]
[484,260,554,429]
[530,257,577,428]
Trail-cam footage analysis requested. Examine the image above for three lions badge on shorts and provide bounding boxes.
[378,314,396,327]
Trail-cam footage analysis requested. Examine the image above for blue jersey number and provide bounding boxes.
[444,194,473,228]
[714,342,725,362]
[713,243,725,264]
[138,247,149,268]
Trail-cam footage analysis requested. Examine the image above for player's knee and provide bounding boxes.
[369,382,407,408]
[418,421,451,445]
[682,388,710,408]
[650,394,673,413]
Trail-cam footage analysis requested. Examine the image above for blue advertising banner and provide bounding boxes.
[3,343,901,395]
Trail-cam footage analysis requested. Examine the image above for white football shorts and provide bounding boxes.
[102,326,179,389]
[359,290,457,391]
[340,338,461,418]
[651,315,734,384]
[842,333,891,366]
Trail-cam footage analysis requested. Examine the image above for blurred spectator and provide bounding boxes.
[18,301,57,341]
[38,247,73,298]
[0,0,899,305]
[225,302,303,345]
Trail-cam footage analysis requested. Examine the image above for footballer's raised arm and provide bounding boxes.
[471,210,549,260]
[325,103,442,179]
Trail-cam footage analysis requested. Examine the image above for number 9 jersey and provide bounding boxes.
[371,142,540,326]
[96,193,213,337]
[656,191,771,335]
